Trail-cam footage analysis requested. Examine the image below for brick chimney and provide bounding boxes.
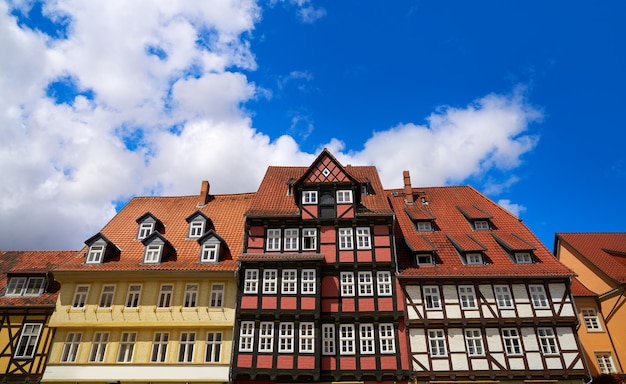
[200,180,210,204]
[403,170,413,203]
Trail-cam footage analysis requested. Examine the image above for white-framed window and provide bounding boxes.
[465,329,484,356]
[150,332,169,363]
[356,227,371,249]
[205,332,222,363]
[117,332,136,363]
[596,352,617,374]
[299,322,315,353]
[360,324,375,354]
[340,272,355,296]
[5,277,27,296]
[336,190,353,203]
[581,307,602,331]
[302,191,318,204]
[322,324,335,355]
[188,221,204,238]
[416,221,433,232]
[377,271,392,296]
[538,328,558,354]
[259,322,274,352]
[209,284,224,308]
[183,284,198,308]
[14,323,42,359]
[266,229,281,251]
[428,329,447,356]
[302,228,317,250]
[458,285,477,309]
[424,286,441,309]
[358,271,373,296]
[301,269,316,294]
[143,244,162,263]
[278,322,294,353]
[125,285,141,308]
[282,269,297,294]
[284,229,299,251]
[89,332,108,363]
[158,284,173,308]
[24,277,46,295]
[379,324,396,353]
[529,284,549,308]
[466,253,483,265]
[72,285,90,309]
[514,252,533,263]
[239,321,255,352]
[201,243,219,262]
[244,269,258,294]
[416,254,434,265]
[502,328,522,355]
[6,276,46,296]
[473,220,490,230]
[338,228,354,250]
[138,222,154,239]
[178,332,195,363]
[339,324,355,355]
[98,285,115,308]
[86,245,104,264]
[60,332,81,363]
[494,285,513,308]
[263,269,277,294]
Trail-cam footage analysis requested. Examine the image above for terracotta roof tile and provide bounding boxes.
[571,277,597,297]
[556,232,626,283]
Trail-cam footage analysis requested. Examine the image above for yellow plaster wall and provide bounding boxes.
[557,243,613,294]
[574,297,619,376]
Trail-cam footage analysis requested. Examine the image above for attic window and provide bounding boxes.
[473,220,490,231]
[302,191,318,204]
[416,254,435,266]
[144,244,162,263]
[200,240,220,263]
[5,277,46,296]
[86,245,105,264]
[188,221,205,238]
[416,221,433,232]
[138,222,155,239]
[466,253,484,265]
[336,190,353,204]
[514,252,533,264]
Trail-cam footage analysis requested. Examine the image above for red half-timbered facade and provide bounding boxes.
[232,149,411,384]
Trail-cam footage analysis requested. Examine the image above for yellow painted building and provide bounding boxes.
[555,233,626,377]
[42,182,253,383]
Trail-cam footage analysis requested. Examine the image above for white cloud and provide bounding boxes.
[269,0,326,23]
[497,199,527,218]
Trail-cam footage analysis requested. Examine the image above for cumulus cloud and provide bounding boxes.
[0,1,538,250]
[497,199,527,218]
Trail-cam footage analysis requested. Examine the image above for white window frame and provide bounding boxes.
[428,329,447,356]
[502,328,522,355]
[151,332,169,363]
[529,284,549,309]
[596,352,617,374]
[465,329,484,356]
[86,245,104,264]
[514,252,533,264]
[538,328,559,355]
[377,271,392,296]
[278,322,294,353]
[72,285,90,309]
[301,269,316,294]
[358,271,373,296]
[359,324,375,354]
[340,272,355,297]
[338,228,354,250]
[494,285,513,308]
[299,322,315,353]
[416,254,434,265]
[5,277,27,296]
[416,221,433,232]
[183,284,198,308]
[89,332,109,363]
[244,269,258,294]
[117,332,136,363]
[474,220,490,230]
[23,277,46,296]
[138,222,154,239]
[302,190,318,204]
[302,228,317,250]
[581,307,602,331]
[259,322,274,352]
[424,286,441,309]
[263,269,277,294]
[336,190,353,203]
[14,323,42,359]
[284,228,299,251]
[322,324,335,355]
[209,283,224,308]
[188,220,204,238]
[178,332,195,363]
[458,285,477,309]
[200,242,219,262]
[125,284,142,308]
[379,324,396,353]
[281,269,297,294]
[98,284,116,308]
[339,324,355,355]
[356,227,371,249]
[466,253,483,265]
[239,321,255,352]
[205,332,222,363]
[266,229,281,251]
[60,332,82,363]
[157,284,173,308]
[143,244,162,264]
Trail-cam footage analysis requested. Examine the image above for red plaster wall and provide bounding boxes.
[337,205,354,218]
[247,236,263,249]
[321,243,337,263]
[373,225,389,235]
[300,296,316,310]
[377,297,393,311]
[302,205,318,219]
[380,355,397,370]
[277,355,294,369]
[281,296,297,309]
[375,248,391,262]
[298,355,316,369]
[321,276,339,296]
[340,356,357,370]
[322,298,339,312]
[249,226,265,237]
[342,298,355,312]
[320,226,335,242]
[358,298,375,311]
[356,250,372,263]
[339,250,354,262]
[237,354,253,368]
[374,235,390,247]
[360,356,377,370]
[261,296,277,309]
[240,296,258,309]
[256,355,273,369]
[321,356,336,370]
[397,318,410,369]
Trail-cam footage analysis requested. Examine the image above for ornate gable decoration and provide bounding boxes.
[295,149,359,185]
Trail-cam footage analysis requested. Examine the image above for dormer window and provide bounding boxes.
[144,244,162,263]
[186,211,211,240]
[84,233,120,265]
[138,222,154,239]
[189,221,204,238]
[5,276,46,296]
[466,253,484,265]
[136,213,163,240]
[201,242,219,262]
[473,220,490,231]
[302,191,317,204]
[514,252,533,264]
[336,190,353,203]
[416,221,433,232]
[86,245,104,264]
[416,254,434,266]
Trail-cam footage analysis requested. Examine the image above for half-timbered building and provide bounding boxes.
[0,251,74,384]
[390,172,587,384]
[232,149,411,384]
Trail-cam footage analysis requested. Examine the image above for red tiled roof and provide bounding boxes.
[0,251,76,307]
[391,186,574,278]
[570,277,597,297]
[556,232,626,283]
[56,192,254,272]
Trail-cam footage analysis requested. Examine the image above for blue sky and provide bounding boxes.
[1,0,624,250]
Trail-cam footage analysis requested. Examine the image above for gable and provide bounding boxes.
[296,149,358,185]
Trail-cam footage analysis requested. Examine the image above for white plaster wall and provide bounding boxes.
[470,358,490,370]
[509,357,525,370]
[415,354,430,371]
[426,310,444,320]
[432,358,450,371]
[512,284,528,303]
[446,305,461,318]
[447,328,465,352]
[409,329,427,353]
[546,356,564,369]
[557,327,578,349]
[526,351,543,369]
[451,353,469,370]
[517,304,533,317]
[485,328,503,352]
[563,352,585,369]
[521,327,540,351]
